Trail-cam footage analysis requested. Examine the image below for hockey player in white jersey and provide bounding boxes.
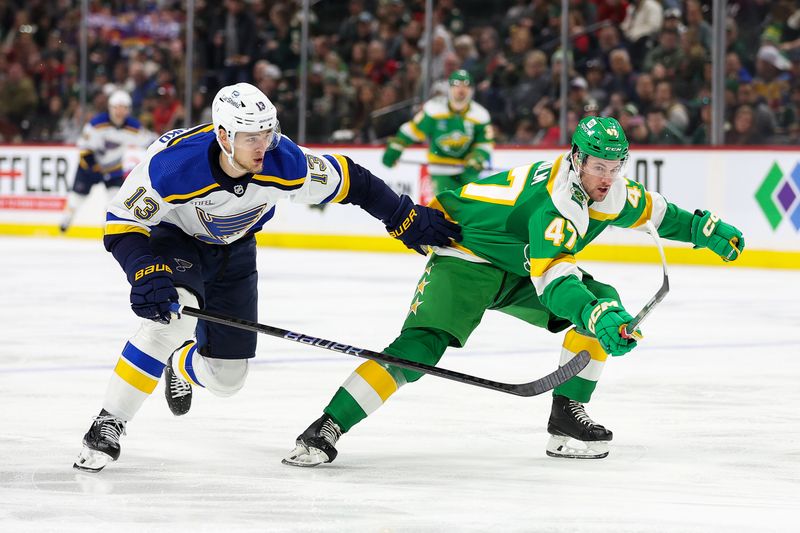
[73,83,462,472]
[59,90,153,233]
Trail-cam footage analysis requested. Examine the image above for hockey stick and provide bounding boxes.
[168,303,590,397]
[621,220,670,339]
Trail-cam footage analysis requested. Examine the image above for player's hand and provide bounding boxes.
[580,298,639,356]
[461,154,484,183]
[382,138,403,168]
[128,256,178,324]
[386,195,462,254]
[690,210,745,261]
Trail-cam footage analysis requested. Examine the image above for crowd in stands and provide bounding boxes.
[1,0,800,146]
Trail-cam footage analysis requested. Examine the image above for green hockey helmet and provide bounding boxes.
[448,69,473,86]
[571,116,629,162]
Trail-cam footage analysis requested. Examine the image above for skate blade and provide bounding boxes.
[73,446,115,472]
[281,444,330,468]
[546,435,609,459]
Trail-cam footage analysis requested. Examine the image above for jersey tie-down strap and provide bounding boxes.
[169,303,589,397]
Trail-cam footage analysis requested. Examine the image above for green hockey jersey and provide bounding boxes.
[429,153,696,327]
[393,96,494,176]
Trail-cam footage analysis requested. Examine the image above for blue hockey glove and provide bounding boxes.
[386,195,462,254]
[128,256,178,324]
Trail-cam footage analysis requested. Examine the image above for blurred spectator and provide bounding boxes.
[736,81,777,138]
[643,28,683,77]
[633,72,656,115]
[0,62,38,139]
[752,45,792,110]
[620,0,663,65]
[645,107,686,144]
[510,118,536,145]
[654,79,689,132]
[726,104,760,144]
[209,0,257,86]
[532,100,561,147]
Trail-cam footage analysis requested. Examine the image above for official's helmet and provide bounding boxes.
[212,83,281,154]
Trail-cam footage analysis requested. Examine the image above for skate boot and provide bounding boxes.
[282,414,342,467]
[546,395,612,459]
[164,355,192,416]
[73,409,127,472]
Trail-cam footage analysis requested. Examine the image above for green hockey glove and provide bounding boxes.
[690,210,745,262]
[580,298,640,356]
[382,137,404,168]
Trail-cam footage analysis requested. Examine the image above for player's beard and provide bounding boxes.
[234,152,264,173]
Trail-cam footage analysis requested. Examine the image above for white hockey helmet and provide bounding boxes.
[212,82,281,164]
[108,90,132,108]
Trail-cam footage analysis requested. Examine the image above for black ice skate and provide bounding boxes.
[282,414,342,467]
[73,409,127,472]
[164,355,192,416]
[546,395,612,459]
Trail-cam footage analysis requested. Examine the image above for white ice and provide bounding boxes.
[1,236,799,533]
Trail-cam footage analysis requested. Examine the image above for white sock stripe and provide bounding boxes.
[560,348,606,382]
[342,372,384,415]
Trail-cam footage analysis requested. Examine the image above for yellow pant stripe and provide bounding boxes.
[563,329,608,362]
[114,357,158,394]
[354,360,398,401]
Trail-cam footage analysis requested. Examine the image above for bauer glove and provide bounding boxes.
[386,195,462,254]
[690,210,745,262]
[580,298,640,356]
[128,256,178,324]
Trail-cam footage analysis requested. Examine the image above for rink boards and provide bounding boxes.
[0,144,798,269]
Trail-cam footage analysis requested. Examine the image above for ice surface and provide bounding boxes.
[1,236,798,532]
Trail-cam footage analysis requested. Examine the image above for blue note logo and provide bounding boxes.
[194,204,267,244]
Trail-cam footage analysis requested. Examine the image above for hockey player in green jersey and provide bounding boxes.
[382,69,494,195]
[284,116,744,464]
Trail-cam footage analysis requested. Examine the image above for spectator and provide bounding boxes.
[620,0,663,65]
[726,104,760,144]
[645,108,686,144]
[654,79,690,132]
[643,28,683,77]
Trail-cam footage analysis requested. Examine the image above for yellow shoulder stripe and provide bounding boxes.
[588,208,618,221]
[252,174,306,187]
[168,124,214,147]
[528,253,576,278]
[630,191,654,228]
[330,154,351,203]
[163,183,220,203]
[546,154,564,196]
[105,223,150,237]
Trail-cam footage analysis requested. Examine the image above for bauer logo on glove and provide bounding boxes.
[133,263,173,281]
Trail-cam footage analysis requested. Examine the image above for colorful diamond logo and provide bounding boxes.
[755,162,800,230]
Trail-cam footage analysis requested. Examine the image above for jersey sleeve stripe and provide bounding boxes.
[546,154,564,196]
[629,191,654,228]
[405,120,426,141]
[330,154,351,203]
[588,208,618,221]
[251,174,305,189]
[104,223,150,237]
[528,253,576,278]
[167,124,214,147]
[163,183,221,203]
[427,153,466,165]
[530,257,580,296]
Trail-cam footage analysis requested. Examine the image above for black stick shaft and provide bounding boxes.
[169,304,588,397]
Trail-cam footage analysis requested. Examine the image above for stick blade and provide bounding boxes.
[510,350,591,397]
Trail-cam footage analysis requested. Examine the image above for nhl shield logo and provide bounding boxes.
[234,184,245,196]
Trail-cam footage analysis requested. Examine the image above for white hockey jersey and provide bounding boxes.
[78,112,154,179]
[105,124,356,245]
